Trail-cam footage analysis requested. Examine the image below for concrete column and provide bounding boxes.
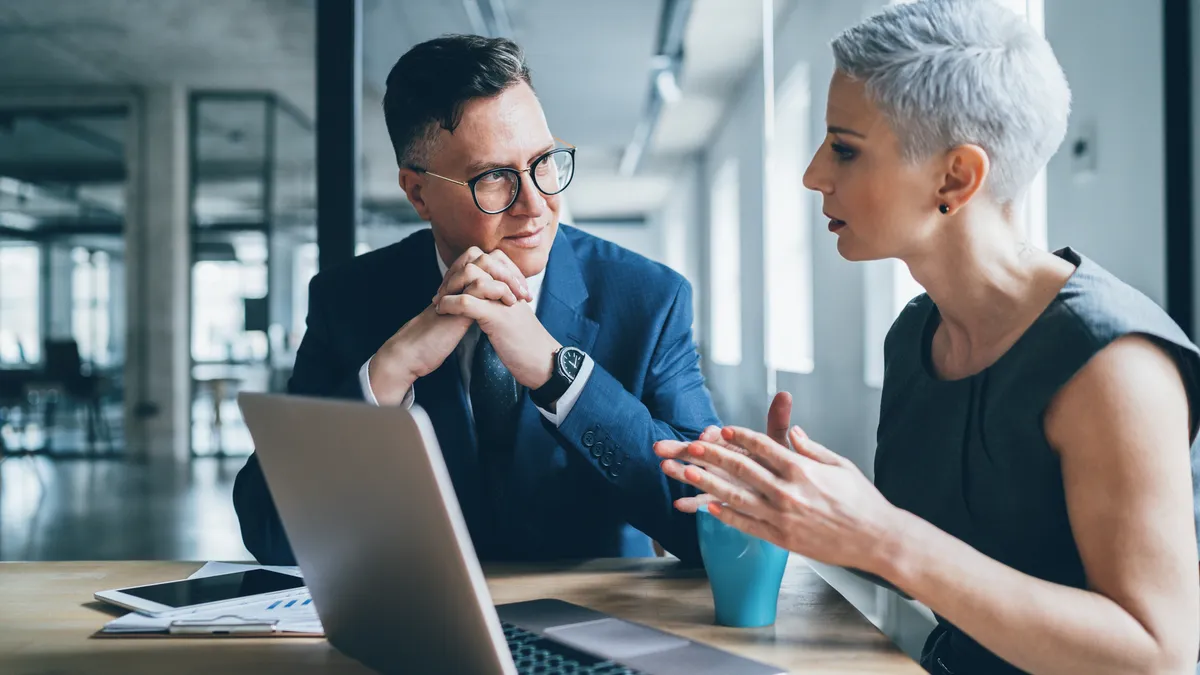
[44,245,74,340]
[268,228,294,373]
[124,85,190,461]
[108,255,126,366]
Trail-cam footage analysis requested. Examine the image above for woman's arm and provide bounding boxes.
[656,335,1198,675]
[878,335,1197,675]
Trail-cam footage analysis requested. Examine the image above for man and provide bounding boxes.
[233,34,719,565]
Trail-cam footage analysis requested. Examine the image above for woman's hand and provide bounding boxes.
[665,392,795,514]
[656,423,905,575]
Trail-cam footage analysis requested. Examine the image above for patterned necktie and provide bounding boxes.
[469,333,522,472]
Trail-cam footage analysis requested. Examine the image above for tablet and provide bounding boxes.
[94,569,307,617]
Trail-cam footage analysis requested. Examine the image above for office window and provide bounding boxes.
[71,248,111,366]
[192,235,269,363]
[765,63,815,376]
[0,245,40,364]
[709,158,742,367]
[867,0,1047,386]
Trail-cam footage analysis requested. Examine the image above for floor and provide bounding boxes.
[1,395,256,459]
[0,455,252,561]
[0,397,124,458]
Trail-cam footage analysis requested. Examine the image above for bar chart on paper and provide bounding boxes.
[100,562,324,635]
[101,588,323,635]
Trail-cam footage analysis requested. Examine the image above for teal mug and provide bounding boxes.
[696,503,790,627]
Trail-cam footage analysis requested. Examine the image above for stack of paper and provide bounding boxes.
[98,562,324,637]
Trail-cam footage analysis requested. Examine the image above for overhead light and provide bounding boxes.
[654,68,681,104]
[485,0,513,36]
[620,0,694,177]
[462,0,512,37]
[462,0,488,35]
[0,212,38,230]
[618,126,647,177]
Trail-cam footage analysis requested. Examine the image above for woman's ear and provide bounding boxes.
[936,144,990,214]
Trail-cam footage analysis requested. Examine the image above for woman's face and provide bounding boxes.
[803,71,945,262]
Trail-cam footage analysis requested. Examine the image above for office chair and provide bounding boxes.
[41,339,112,453]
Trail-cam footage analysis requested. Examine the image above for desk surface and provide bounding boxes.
[0,558,923,674]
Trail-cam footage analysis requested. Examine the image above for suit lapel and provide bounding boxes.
[536,227,599,353]
[511,228,599,461]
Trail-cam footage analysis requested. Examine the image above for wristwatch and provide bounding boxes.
[530,346,586,411]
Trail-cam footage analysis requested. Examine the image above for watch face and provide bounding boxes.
[560,347,585,378]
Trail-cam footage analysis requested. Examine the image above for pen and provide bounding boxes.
[168,618,280,635]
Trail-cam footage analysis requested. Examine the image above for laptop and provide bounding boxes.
[238,392,785,675]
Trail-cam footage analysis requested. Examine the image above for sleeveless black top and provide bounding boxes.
[875,248,1200,674]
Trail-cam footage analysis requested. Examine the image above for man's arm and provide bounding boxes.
[233,275,363,565]
[544,279,718,564]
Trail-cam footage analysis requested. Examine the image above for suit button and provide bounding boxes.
[608,453,625,478]
[590,442,605,459]
[582,430,597,447]
[600,451,614,468]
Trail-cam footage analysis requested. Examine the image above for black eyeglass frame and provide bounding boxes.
[409,139,577,215]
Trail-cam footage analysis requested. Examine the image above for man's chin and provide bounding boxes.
[500,242,551,278]
[499,228,555,277]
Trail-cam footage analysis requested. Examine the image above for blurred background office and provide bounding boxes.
[0,0,1192,659]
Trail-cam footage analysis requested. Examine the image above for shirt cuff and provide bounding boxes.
[535,354,594,426]
[359,356,414,408]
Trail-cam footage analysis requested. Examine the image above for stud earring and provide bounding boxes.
[938,203,950,215]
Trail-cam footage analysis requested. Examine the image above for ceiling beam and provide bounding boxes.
[0,161,125,183]
[619,0,693,176]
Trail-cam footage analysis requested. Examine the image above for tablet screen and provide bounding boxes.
[121,569,305,608]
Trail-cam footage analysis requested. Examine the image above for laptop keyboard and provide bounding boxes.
[502,622,645,675]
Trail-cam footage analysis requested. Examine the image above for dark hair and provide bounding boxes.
[382,34,533,169]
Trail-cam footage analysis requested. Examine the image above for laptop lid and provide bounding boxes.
[237,392,516,675]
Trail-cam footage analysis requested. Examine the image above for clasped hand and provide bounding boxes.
[369,246,561,404]
[430,247,561,389]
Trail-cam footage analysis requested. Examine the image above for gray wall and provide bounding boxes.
[701,34,771,429]
[698,0,883,472]
[1046,0,1165,304]
[653,157,706,344]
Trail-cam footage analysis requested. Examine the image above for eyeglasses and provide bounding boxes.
[411,139,576,215]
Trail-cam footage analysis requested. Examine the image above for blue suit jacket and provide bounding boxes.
[233,224,720,565]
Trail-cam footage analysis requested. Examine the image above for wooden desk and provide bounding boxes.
[0,558,923,674]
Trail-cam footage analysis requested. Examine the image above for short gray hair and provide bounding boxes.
[831,0,1070,203]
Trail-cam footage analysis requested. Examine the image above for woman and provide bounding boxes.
[656,1,1200,673]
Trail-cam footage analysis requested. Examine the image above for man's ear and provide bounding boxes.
[399,168,432,221]
[936,144,990,214]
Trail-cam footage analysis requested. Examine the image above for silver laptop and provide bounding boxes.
[238,392,785,675]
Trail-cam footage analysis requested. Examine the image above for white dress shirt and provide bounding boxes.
[358,246,594,426]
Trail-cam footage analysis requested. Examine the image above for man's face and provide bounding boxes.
[401,82,561,278]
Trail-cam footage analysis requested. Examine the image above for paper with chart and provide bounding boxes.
[100,562,323,635]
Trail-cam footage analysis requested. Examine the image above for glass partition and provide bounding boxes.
[0,107,127,456]
[189,93,314,456]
